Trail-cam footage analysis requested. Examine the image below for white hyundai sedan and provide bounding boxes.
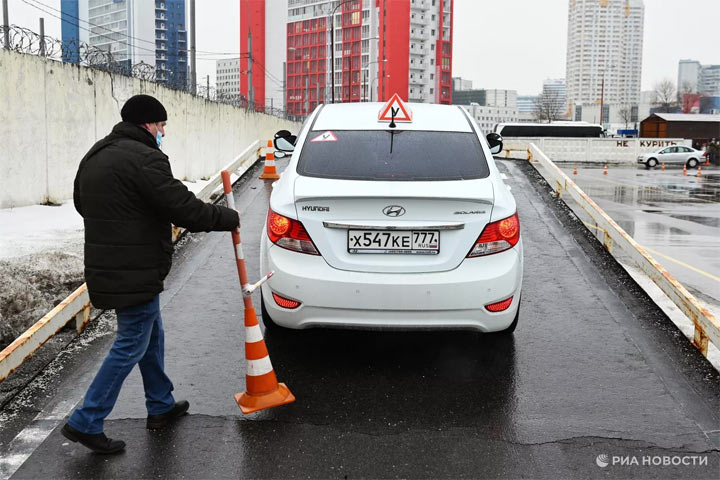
[260,100,523,333]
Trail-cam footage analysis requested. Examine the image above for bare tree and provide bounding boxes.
[677,81,696,111]
[653,79,678,113]
[533,91,564,123]
[618,105,633,130]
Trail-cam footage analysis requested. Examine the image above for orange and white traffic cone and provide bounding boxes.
[661,163,666,171]
[221,171,295,414]
[573,165,578,175]
[259,141,281,180]
[683,164,687,176]
[603,164,608,175]
[697,165,702,177]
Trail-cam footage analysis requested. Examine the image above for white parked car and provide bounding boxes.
[637,145,704,169]
[260,100,523,334]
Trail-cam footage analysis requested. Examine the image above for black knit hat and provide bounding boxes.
[120,94,167,124]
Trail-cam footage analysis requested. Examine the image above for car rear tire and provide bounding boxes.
[646,158,657,168]
[687,158,698,168]
[260,291,283,331]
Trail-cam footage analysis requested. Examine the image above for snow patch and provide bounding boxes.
[0,253,84,349]
[0,202,83,260]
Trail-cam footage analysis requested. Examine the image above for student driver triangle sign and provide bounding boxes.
[378,93,413,123]
[310,131,338,142]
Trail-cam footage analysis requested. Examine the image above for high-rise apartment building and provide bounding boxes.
[61,0,187,87]
[240,0,287,111]
[700,66,720,96]
[240,0,453,117]
[517,96,539,114]
[678,60,701,93]
[517,95,539,122]
[217,58,242,97]
[679,60,720,96]
[565,0,644,110]
[155,1,188,87]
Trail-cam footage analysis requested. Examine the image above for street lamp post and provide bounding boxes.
[328,0,357,104]
[371,74,390,102]
[364,58,386,101]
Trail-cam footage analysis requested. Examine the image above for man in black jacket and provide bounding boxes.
[61,95,240,454]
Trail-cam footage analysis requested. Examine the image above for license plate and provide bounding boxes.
[347,230,440,255]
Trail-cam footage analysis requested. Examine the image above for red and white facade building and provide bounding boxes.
[240,0,453,117]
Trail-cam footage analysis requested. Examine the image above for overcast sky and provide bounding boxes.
[7,0,720,95]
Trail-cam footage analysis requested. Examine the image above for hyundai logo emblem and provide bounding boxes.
[383,205,406,217]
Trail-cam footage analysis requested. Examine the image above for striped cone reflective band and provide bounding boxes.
[234,306,295,414]
[259,150,280,180]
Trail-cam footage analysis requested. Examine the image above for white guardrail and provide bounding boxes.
[527,142,720,358]
[0,140,262,383]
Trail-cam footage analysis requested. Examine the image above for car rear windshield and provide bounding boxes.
[296,130,489,181]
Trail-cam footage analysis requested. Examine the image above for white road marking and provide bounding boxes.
[0,399,83,479]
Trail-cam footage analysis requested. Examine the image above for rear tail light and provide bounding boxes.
[266,209,319,255]
[272,292,301,309]
[467,212,520,258]
[485,296,514,312]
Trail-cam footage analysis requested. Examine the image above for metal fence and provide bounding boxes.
[0,24,290,119]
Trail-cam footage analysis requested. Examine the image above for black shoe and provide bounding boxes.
[61,423,126,454]
[146,400,190,430]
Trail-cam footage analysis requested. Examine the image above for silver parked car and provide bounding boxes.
[637,146,704,169]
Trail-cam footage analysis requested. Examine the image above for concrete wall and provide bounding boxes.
[0,49,300,208]
[502,137,692,163]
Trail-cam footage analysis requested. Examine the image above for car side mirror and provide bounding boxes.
[274,130,297,152]
[486,132,503,155]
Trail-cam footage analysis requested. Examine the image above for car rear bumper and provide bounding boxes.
[260,237,523,332]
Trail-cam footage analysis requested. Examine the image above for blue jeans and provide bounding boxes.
[68,295,175,434]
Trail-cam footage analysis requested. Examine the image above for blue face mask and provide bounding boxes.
[156,131,163,147]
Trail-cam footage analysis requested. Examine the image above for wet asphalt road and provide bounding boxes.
[557,163,720,315]
[5,159,720,479]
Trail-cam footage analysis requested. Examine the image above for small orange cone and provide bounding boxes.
[697,165,702,177]
[221,171,295,414]
[259,150,281,180]
[235,307,295,414]
[683,164,687,176]
[661,163,666,171]
[603,164,608,175]
[573,165,578,175]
